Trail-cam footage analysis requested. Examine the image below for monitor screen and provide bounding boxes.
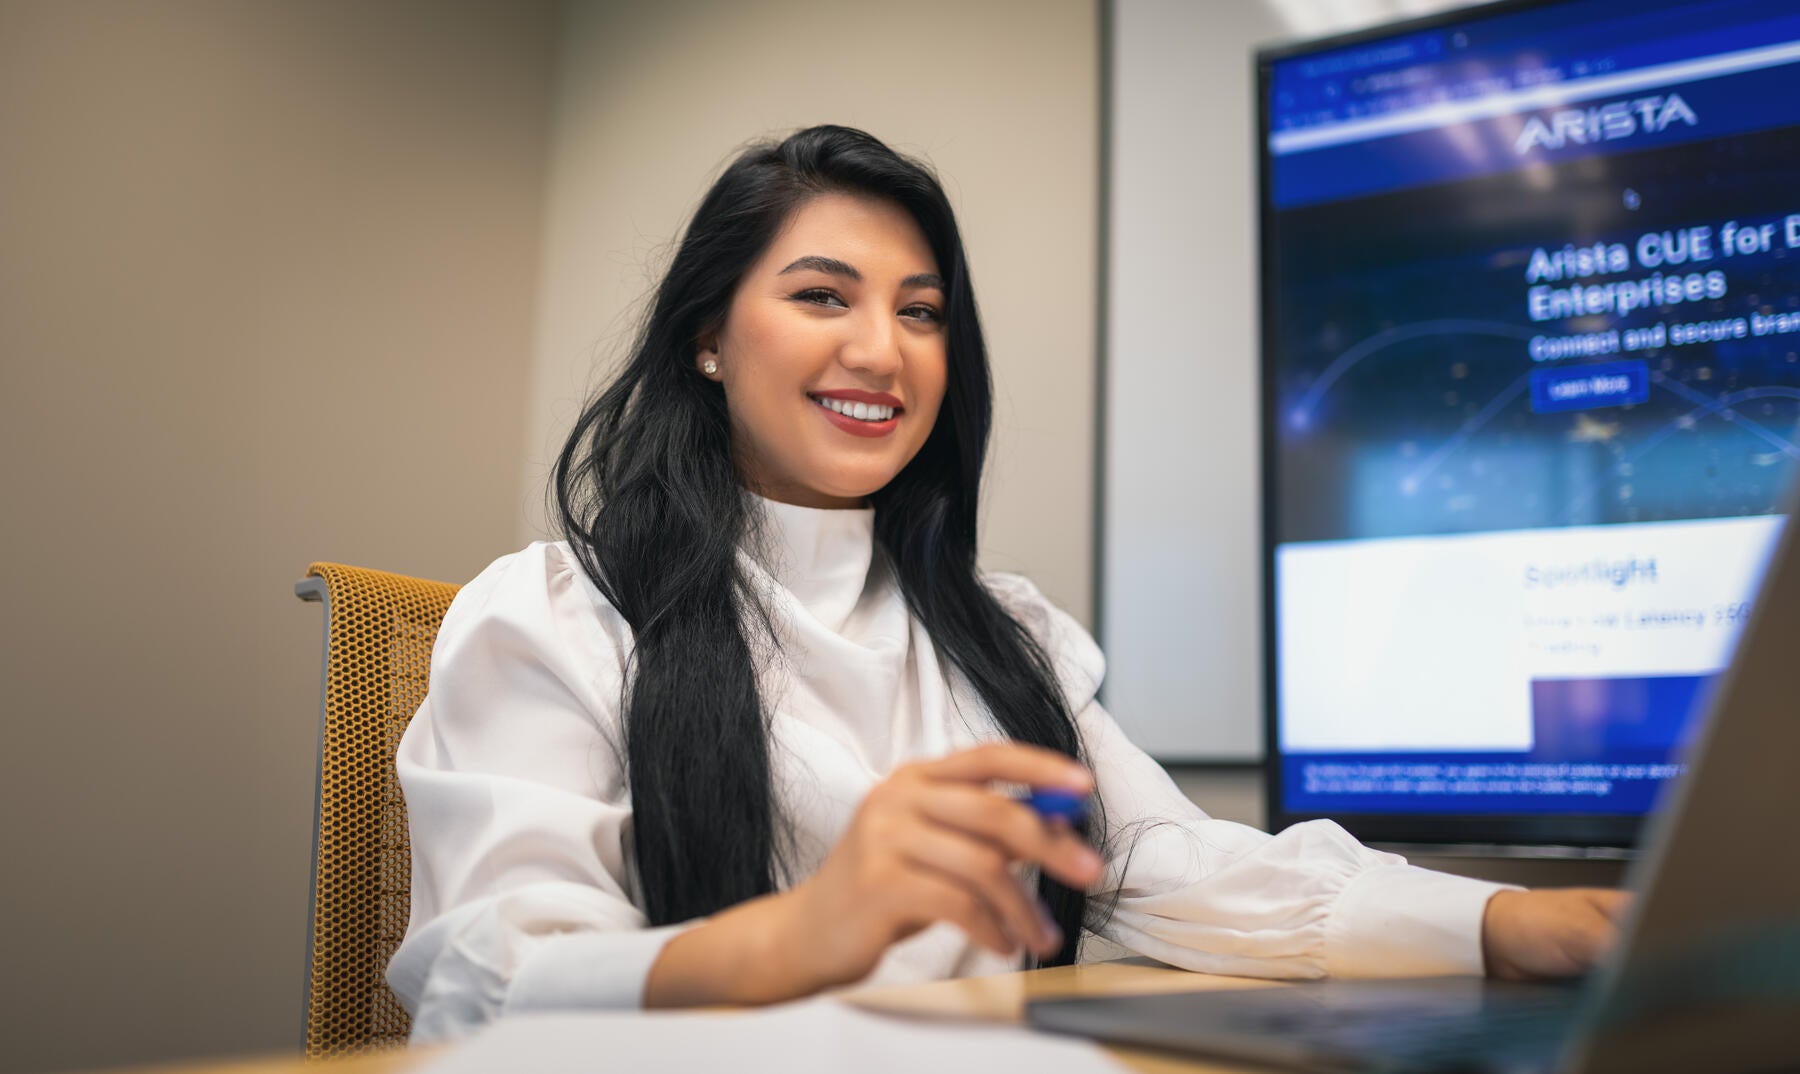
[1259,0,1800,846]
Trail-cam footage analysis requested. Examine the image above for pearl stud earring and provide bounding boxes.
[702,358,719,376]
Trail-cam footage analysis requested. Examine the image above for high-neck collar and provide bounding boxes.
[749,492,877,633]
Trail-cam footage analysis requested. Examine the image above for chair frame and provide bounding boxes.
[295,576,335,1052]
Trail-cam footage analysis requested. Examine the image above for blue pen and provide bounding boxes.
[1026,788,1090,825]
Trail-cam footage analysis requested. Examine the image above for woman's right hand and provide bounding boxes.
[644,742,1104,1008]
[775,742,1105,993]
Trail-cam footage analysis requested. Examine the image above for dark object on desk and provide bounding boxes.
[296,563,461,1058]
[1030,440,1800,1070]
[1033,978,1581,1073]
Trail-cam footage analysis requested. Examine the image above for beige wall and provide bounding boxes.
[0,3,555,1071]
[0,3,1097,1069]
[520,0,1101,622]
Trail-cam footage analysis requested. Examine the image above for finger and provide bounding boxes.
[894,867,1017,958]
[1522,892,1618,976]
[1558,908,1615,973]
[914,784,1104,890]
[898,825,1060,957]
[1584,888,1633,923]
[1577,892,1627,959]
[914,742,1094,794]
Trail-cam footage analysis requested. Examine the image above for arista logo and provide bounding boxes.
[1513,93,1698,153]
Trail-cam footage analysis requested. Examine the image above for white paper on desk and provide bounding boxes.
[416,997,1128,1074]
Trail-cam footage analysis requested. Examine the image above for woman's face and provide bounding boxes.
[700,192,949,509]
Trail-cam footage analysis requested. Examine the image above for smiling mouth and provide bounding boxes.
[809,394,901,423]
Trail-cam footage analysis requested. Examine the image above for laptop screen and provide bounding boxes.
[1261,0,1800,841]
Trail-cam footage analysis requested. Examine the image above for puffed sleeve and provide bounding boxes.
[985,573,1515,979]
[385,542,699,1042]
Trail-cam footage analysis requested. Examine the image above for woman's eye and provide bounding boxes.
[793,288,846,308]
[903,305,943,324]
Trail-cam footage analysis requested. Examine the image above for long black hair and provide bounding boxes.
[553,125,1095,966]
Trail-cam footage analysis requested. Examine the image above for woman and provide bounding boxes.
[387,125,1625,1040]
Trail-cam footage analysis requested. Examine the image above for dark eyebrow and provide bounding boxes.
[777,255,945,292]
[779,255,860,280]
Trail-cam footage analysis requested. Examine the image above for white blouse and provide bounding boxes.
[387,496,1510,1042]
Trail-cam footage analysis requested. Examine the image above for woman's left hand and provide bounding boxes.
[1481,888,1632,979]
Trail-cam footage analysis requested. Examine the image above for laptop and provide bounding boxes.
[1028,485,1800,1074]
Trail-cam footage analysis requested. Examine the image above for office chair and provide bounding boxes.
[295,563,460,1058]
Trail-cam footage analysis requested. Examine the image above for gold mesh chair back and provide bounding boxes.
[295,563,460,1058]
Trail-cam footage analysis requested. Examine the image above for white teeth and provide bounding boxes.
[813,396,896,422]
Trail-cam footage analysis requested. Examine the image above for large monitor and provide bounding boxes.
[1259,0,1800,848]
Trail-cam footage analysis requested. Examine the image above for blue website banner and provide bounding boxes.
[1272,61,1800,208]
[1282,673,1709,814]
[1271,0,1800,135]
[1271,122,1800,545]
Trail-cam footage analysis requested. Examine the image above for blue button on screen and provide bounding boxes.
[1529,360,1650,414]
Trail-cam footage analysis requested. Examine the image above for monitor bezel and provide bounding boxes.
[1256,0,1653,851]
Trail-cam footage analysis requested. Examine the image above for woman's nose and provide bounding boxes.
[839,308,902,375]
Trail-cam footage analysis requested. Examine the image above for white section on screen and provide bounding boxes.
[1277,515,1782,753]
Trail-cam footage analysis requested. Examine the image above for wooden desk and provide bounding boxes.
[96,960,1284,1074]
[845,958,1284,1073]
